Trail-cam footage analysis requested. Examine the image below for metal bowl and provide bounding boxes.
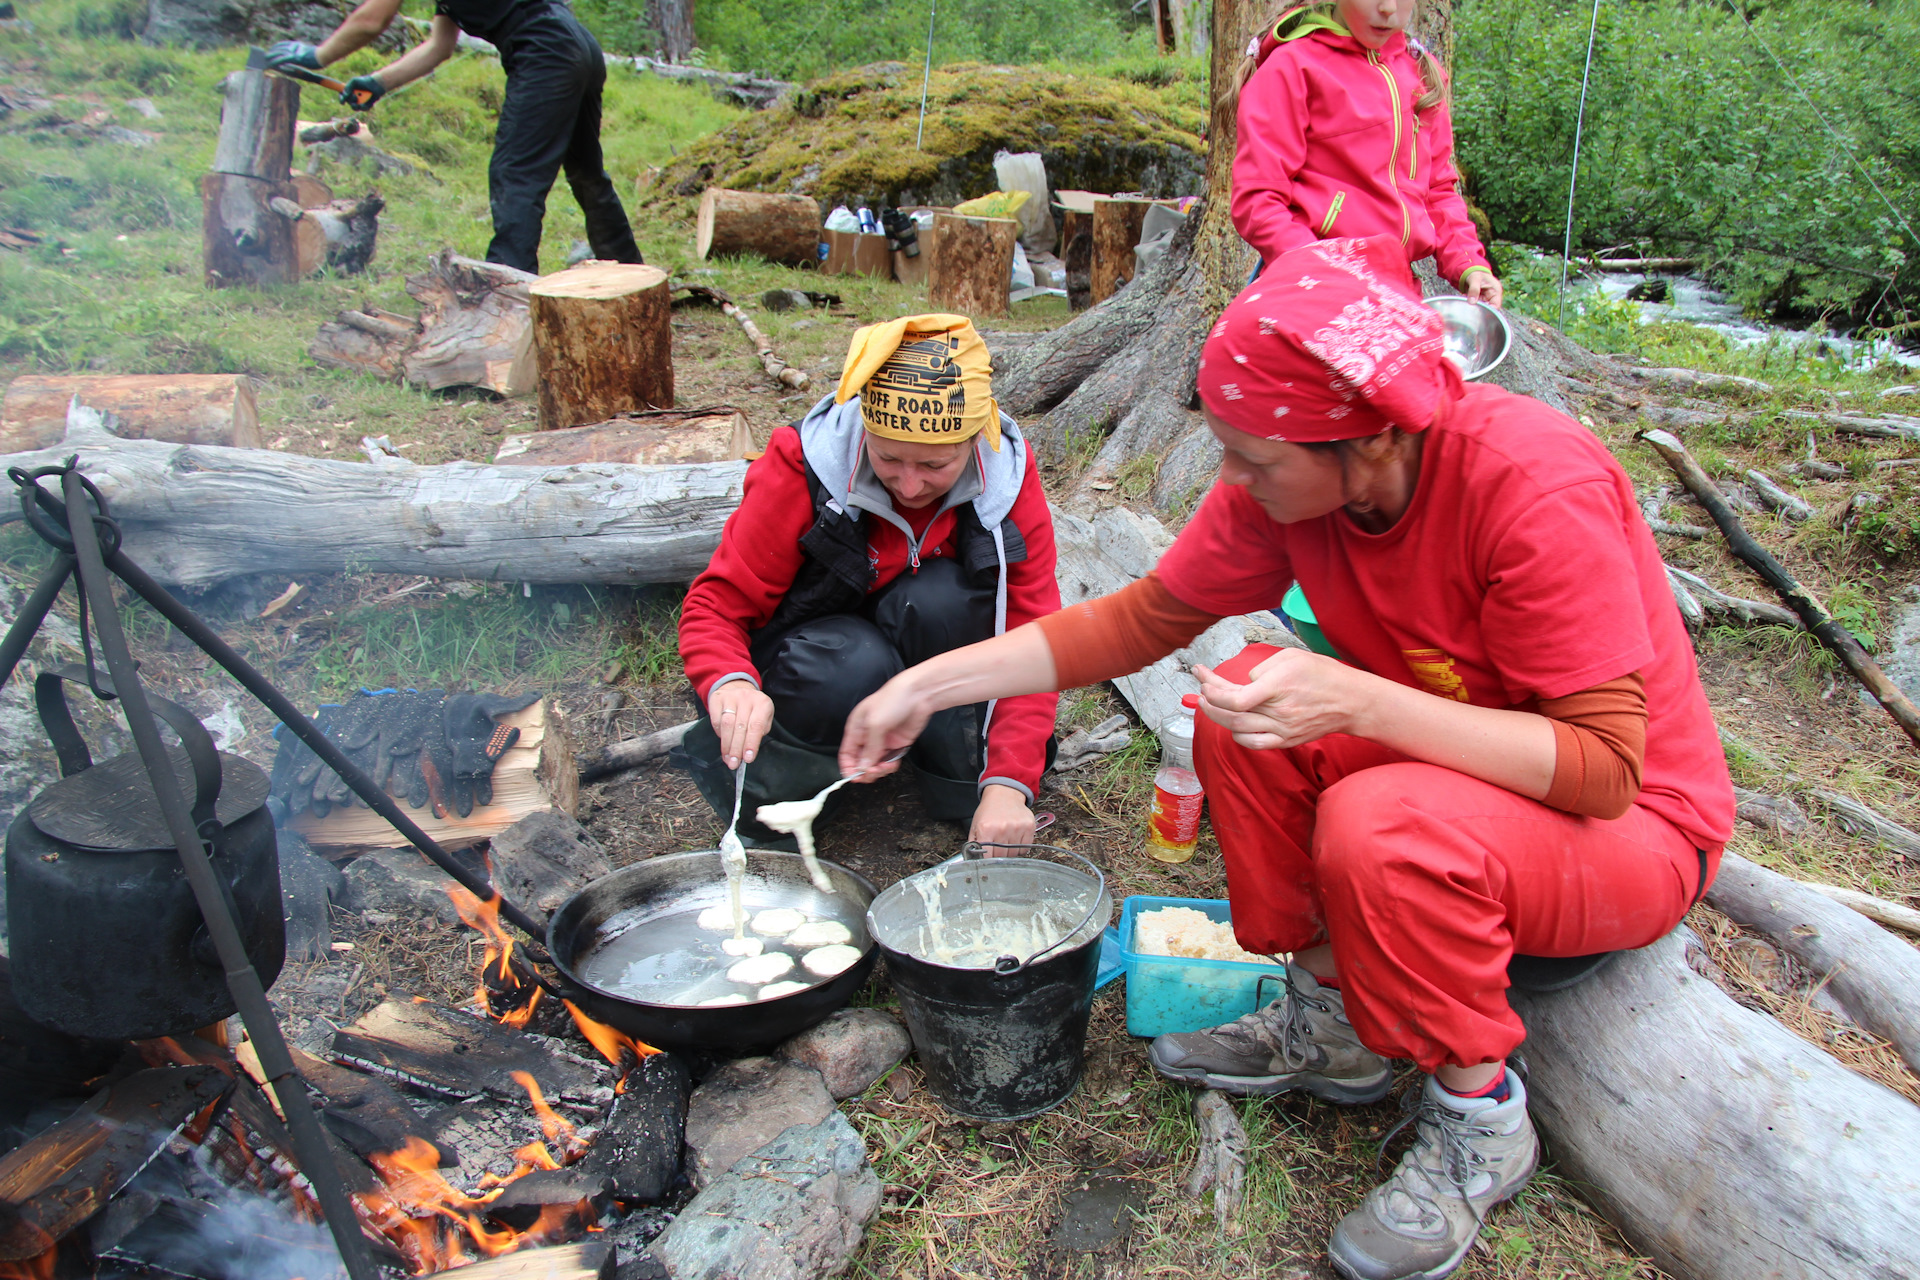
[547,849,878,1054]
[1425,296,1512,381]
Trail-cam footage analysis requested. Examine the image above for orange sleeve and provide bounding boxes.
[1035,571,1227,690]
[1540,672,1647,820]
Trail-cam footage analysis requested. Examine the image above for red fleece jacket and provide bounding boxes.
[679,425,1062,797]
[1232,23,1491,284]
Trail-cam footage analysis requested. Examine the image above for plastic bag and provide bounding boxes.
[953,190,1032,221]
[993,151,1055,253]
[824,205,860,233]
[1010,242,1035,290]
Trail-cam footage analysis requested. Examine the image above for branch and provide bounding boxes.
[675,284,808,391]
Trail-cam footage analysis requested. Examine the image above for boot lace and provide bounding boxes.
[1375,1089,1499,1217]
[1224,973,1332,1071]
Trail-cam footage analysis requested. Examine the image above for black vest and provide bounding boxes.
[755,460,1028,644]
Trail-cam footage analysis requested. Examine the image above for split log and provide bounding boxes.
[1705,850,1920,1074]
[0,374,259,452]
[291,698,576,852]
[495,409,750,467]
[1511,927,1920,1280]
[211,68,297,181]
[289,172,333,207]
[530,262,674,430]
[1090,198,1153,304]
[289,1048,461,1168]
[577,718,697,783]
[331,998,601,1104]
[309,307,421,381]
[1185,1090,1246,1233]
[0,408,745,587]
[435,1239,615,1280]
[1641,428,1920,749]
[201,171,301,288]
[694,187,819,266]
[404,252,537,396]
[927,214,1016,319]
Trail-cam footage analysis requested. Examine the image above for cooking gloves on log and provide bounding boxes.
[269,690,541,822]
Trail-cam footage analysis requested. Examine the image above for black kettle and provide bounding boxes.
[5,665,285,1040]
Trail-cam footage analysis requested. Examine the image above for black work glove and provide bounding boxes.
[440,692,540,816]
[340,75,385,111]
[269,702,342,820]
[264,40,322,70]
[317,692,390,808]
[374,689,447,813]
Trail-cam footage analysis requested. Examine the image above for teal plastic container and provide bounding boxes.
[1119,896,1288,1038]
[1280,583,1340,660]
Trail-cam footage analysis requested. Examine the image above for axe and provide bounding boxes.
[245,46,380,110]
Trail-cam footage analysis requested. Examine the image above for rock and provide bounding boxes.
[126,97,162,120]
[775,1009,910,1100]
[575,1052,692,1203]
[1092,508,1171,580]
[340,848,464,924]
[1879,585,1920,706]
[279,830,346,961]
[487,809,613,919]
[648,1113,880,1280]
[682,1058,834,1188]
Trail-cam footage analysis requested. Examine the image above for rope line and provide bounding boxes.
[1558,0,1603,327]
[916,0,938,150]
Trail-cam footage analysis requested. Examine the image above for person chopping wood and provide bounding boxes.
[838,239,1733,1280]
[677,314,1060,849]
[262,0,643,273]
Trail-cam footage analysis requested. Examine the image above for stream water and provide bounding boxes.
[1587,271,1920,373]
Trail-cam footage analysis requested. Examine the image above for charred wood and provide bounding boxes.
[330,998,601,1105]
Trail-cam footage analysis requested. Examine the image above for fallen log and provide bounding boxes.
[1784,408,1920,442]
[1804,787,1920,860]
[1743,468,1812,521]
[0,404,744,587]
[577,719,697,783]
[1706,850,1920,1075]
[494,409,750,467]
[1511,927,1920,1280]
[531,262,674,430]
[1803,881,1920,937]
[0,374,259,452]
[1664,564,1799,628]
[694,187,819,266]
[624,55,793,111]
[1641,428,1920,749]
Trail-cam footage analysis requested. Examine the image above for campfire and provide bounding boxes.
[0,886,683,1280]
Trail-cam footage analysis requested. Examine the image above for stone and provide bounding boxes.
[279,830,346,961]
[682,1058,834,1188]
[648,1113,880,1280]
[1092,507,1171,580]
[487,809,613,919]
[1880,585,1920,706]
[775,1009,911,1100]
[340,847,464,924]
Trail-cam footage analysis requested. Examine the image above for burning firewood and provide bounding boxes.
[329,999,601,1106]
[447,886,548,1030]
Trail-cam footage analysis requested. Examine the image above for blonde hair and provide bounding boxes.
[1221,1,1447,112]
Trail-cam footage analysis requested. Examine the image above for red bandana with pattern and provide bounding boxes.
[1196,237,1458,443]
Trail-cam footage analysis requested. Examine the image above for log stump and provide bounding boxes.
[928,214,1017,319]
[0,375,259,452]
[694,187,821,267]
[203,69,301,289]
[528,262,673,430]
[1091,197,1154,304]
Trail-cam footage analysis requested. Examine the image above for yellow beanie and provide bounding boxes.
[835,314,1001,452]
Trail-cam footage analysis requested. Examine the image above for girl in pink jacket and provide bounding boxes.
[1231,0,1503,306]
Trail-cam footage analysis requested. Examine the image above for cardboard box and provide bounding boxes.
[822,229,894,278]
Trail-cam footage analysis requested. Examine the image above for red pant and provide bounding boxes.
[1194,650,1713,1072]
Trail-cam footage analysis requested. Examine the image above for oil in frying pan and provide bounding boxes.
[574,895,868,1007]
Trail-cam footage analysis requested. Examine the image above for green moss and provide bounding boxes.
[646,60,1206,208]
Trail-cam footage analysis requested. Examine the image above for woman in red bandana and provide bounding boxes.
[1231,0,1502,305]
[838,238,1732,1280]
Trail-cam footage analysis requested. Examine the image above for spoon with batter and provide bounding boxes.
[718,762,749,940]
[756,747,908,894]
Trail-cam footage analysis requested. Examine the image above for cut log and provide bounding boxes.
[404,251,537,397]
[330,998,600,1104]
[577,719,697,783]
[288,172,333,207]
[211,68,297,181]
[1090,198,1154,304]
[693,187,820,266]
[927,213,1016,319]
[494,409,750,467]
[1705,851,1920,1075]
[0,406,746,587]
[430,1239,615,1280]
[201,171,301,288]
[1,374,259,452]
[486,809,613,920]
[1511,927,1920,1280]
[290,698,576,852]
[530,263,674,431]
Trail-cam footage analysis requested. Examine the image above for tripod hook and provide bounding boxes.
[8,458,120,559]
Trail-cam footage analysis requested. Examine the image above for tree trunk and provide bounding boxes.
[0,375,259,452]
[203,69,303,290]
[211,69,298,181]
[695,188,820,266]
[644,0,696,63]
[529,263,674,430]
[927,214,1017,320]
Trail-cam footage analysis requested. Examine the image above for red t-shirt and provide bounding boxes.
[1156,381,1733,853]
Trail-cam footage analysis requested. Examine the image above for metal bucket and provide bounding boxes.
[866,844,1110,1120]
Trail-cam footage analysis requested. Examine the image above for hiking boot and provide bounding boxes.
[1329,1070,1539,1280]
[1147,965,1392,1103]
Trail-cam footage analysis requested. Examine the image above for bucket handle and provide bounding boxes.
[960,840,1107,975]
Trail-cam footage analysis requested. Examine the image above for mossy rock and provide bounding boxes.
[645,61,1206,212]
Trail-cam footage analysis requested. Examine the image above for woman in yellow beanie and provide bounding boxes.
[676,315,1061,848]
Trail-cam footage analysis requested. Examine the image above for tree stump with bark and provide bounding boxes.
[928,214,1017,319]
[694,188,821,267]
[1090,197,1153,304]
[529,263,674,431]
[203,69,302,289]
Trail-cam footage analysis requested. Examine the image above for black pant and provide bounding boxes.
[680,559,996,843]
[487,11,643,274]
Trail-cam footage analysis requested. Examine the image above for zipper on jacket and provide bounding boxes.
[1367,49,1411,245]
[1319,191,1347,235]
[1409,114,1419,181]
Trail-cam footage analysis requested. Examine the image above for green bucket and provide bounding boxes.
[1280,583,1341,660]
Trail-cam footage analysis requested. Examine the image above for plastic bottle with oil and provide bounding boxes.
[1146,693,1204,863]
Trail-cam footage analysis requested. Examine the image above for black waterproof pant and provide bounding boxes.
[679,559,997,844]
[487,10,643,274]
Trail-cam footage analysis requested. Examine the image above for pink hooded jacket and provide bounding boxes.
[1231,9,1491,285]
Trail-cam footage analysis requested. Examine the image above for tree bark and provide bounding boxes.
[403,252,538,396]
[928,214,1017,320]
[212,68,298,181]
[694,188,820,266]
[492,410,750,467]
[202,172,302,288]
[530,263,674,431]
[0,375,259,452]
[1090,198,1152,304]
[644,0,696,63]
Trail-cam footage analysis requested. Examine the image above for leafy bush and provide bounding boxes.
[1453,0,1918,327]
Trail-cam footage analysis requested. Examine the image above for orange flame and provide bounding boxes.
[510,1071,591,1165]
[563,999,661,1089]
[0,1249,55,1280]
[446,884,543,1029]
